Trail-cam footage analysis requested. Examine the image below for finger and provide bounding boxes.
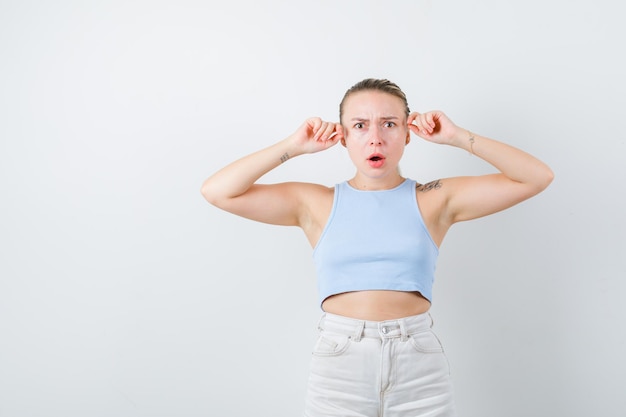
[335,123,344,139]
[409,113,430,136]
[308,117,323,138]
[328,123,343,142]
[312,120,328,141]
[320,122,334,140]
[408,121,421,135]
[415,112,432,135]
[318,121,337,142]
[426,112,436,131]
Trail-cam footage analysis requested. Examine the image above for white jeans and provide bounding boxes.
[304,312,456,417]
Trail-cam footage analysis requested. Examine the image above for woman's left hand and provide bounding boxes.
[407,111,464,146]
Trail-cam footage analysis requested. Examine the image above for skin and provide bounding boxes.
[201,90,554,320]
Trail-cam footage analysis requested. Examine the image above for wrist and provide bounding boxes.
[467,130,476,155]
[450,129,475,154]
[277,137,304,162]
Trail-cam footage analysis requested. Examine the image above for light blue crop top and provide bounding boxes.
[312,178,439,308]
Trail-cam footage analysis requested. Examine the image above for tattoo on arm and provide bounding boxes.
[280,152,290,163]
[417,179,442,192]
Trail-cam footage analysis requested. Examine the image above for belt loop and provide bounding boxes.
[399,319,408,342]
[317,313,326,332]
[353,320,365,342]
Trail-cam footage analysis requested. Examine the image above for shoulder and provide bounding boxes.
[256,181,333,199]
[287,181,335,199]
[300,182,335,214]
[414,178,455,246]
[413,175,484,244]
[259,181,335,215]
[275,181,334,215]
[290,182,335,247]
[414,178,448,211]
[416,179,443,193]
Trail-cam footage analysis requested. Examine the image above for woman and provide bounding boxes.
[201,78,553,416]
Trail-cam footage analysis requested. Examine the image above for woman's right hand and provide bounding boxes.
[289,117,343,155]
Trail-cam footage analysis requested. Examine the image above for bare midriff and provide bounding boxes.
[321,290,431,321]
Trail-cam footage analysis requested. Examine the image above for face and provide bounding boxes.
[341,90,410,181]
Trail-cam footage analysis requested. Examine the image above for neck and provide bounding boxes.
[348,174,405,191]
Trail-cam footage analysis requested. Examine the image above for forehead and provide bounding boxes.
[343,90,406,118]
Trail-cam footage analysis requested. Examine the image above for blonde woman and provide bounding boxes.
[201,78,553,416]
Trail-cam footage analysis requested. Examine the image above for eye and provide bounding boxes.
[384,121,396,128]
[354,122,364,129]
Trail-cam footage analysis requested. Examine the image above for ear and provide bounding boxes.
[405,131,411,145]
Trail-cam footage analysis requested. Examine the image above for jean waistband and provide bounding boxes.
[318,312,434,342]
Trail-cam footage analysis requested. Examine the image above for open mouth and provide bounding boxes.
[367,153,385,167]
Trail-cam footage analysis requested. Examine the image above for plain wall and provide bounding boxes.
[1,1,625,416]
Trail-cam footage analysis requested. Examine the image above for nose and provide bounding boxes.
[369,126,383,145]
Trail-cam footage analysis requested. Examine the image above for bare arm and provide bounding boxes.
[200,118,343,226]
[409,111,554,225]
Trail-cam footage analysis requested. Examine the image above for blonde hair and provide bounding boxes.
[339,78,410,123]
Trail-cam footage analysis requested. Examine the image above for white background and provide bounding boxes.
[1,1,625,416]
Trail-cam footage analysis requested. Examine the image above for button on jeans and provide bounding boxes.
[304,312,456,417]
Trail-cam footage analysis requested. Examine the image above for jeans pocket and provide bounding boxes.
[409,330,445,353]
[312,331,352,357]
